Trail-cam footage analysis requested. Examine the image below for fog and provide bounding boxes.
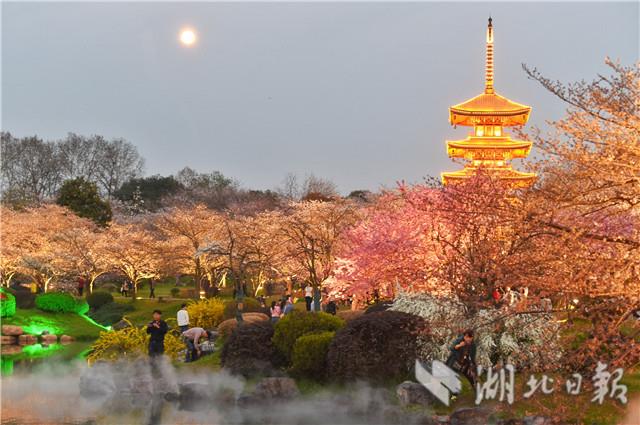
[1,358,431,425]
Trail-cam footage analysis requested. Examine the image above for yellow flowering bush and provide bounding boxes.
[88,319,184,363]
[186,298,225,329]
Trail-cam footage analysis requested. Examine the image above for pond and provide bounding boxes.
[1,341,92,377]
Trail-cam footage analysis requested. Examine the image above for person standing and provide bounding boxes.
[146,310,168,357]
[283,296,294,316]
[182,327,209,362]
[304,284,313,311]
[77,276,85,297]
[121,281,128,297]
[149,279,156,299]
[177,304,190,332]
[270,301,281,323]
[445,329,478,396]
[325,298,337,315]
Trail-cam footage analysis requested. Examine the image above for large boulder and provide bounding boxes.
[41,334,57,344]
[18,334,37,345]
[236,377,300,407]
[175,382,211,411]
[251,377,299,400]
[450,407,491,425]
[60,335,75,344]
[1,345,22,355]
[396,381,438,407]
[217,313,269,338]
[1,325,23,336]
[1,335,17,345]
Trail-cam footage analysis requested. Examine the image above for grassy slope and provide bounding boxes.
[4,308,104,340]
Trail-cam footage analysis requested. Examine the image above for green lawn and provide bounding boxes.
[113,298,186,327]
[4,308,105,340]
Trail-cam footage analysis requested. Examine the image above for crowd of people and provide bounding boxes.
[146,304,212,363]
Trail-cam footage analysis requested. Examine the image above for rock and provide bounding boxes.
[396,381,438,407]
[1,325,23,336]
[18,334,37,345]
[1,335,17,345]
[176,382,211,411]
[60,335,75,344]
[1,345,22,355]
[217,313,270,338]
[450,407,491,425]
[41,334,57,344]
[252,377,299,400]
[523,416,553,425]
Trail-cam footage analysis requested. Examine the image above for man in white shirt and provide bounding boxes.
[177,304,189,332]
[304,284,313,311]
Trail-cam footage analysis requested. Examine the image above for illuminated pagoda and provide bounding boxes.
[441,18,536,187]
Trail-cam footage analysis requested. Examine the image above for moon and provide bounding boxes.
[179,29,197,46]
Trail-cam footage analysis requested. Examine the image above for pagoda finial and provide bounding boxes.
[485,16,494,94]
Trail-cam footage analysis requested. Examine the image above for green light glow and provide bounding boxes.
[79,313,110,331]
[21,318,63,336]
[21,343,64,357]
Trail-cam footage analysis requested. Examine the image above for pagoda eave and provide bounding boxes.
[441,168,536,188]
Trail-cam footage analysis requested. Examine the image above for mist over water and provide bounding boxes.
[1,358,430,425]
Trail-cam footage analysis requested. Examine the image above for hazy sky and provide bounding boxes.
[2,2,638,193]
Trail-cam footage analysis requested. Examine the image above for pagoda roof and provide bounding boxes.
[450,92,531,127]
[441,166,536,187]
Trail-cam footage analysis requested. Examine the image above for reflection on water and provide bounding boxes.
[1,342,91,377]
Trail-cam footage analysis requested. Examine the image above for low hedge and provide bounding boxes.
[88,302,135,326]
[86,291,114,310]
[291,331,335,380]
[0,288,16,317]
[222,297,266,320]
[221,321,285,377]
[35,292,89,314]
[272,311,345,361]
[327,310,425,383]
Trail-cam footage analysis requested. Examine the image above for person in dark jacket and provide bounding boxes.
[445,329,478,394]
[146,310,168,357]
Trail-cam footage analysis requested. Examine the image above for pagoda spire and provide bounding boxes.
[485,16,494,94]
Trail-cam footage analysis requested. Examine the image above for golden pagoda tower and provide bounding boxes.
[441,18,536,187]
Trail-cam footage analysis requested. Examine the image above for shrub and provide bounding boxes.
[337,310,364,322]
[88,302,135,326]
[291,331,335,380]
[0,288,16,318]
[12,289,36,309]
[186,298,225,329]
[88,319,183,362]
[327,310,425,383]
[86,291,114,310]
[35,292,89,314]
[222,297,266,320]
[170,287,180,297]
[272,312,345,361]
[364,301,393,314]
[390,291,563,371]
[221,321,285,376]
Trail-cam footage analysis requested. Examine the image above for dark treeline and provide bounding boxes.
[1,132,372,214]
